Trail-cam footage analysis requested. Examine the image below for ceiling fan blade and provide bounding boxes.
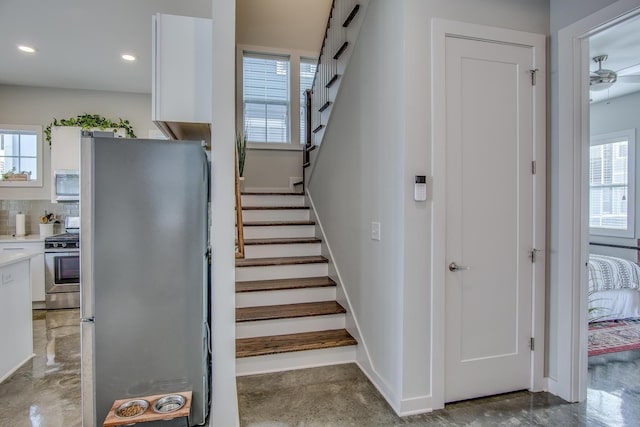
[618,75,640,84]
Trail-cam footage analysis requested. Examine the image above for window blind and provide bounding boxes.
[243,52,290,143]
[589,138,630,231]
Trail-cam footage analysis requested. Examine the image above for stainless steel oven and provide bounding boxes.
[45,217,80,309]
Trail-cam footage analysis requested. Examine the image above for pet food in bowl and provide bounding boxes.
[115,399,148,418]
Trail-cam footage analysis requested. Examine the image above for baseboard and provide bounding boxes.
[398,395,434,416]
[236,346,356,376]
[0,353,35,383]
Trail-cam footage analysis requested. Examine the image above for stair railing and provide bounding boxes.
[305,0,366,166]
[235,151,245,259]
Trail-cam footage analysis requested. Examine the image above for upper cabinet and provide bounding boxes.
[152,14,212,146]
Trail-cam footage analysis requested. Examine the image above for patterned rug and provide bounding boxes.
[588,318,640,356]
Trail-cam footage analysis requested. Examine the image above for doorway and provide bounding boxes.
[555,0,640,404]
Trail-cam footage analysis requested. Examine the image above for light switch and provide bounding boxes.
[371,222,381,241]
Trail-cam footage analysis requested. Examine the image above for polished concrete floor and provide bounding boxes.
[1,310,639,426]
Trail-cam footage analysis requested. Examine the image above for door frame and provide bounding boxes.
[431,19,547,409]
[555,0,640,403]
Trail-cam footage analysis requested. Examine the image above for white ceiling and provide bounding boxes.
[589,13,640,104]
[0,0,211,94]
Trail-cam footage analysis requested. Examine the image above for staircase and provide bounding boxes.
[235,192,357,376]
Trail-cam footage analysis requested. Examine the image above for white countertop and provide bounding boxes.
[0,250,40,268]
[0,234,45,243]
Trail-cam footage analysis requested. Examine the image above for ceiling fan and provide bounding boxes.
[590,54,640,91]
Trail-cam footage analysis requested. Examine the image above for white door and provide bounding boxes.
[444,36,535,403]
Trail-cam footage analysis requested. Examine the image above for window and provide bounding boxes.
[300,58,317,144]
[589,129,636,237]
[0,125,43,187]
[243,52,290,143]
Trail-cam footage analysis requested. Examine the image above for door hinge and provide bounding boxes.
[530,248,542,263]
[531,161,536,175]
[530,337,535,351]
[530,68,539,86]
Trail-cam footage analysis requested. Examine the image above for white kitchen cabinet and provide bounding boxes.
[0,241,45,303]
[152,13,212,143]
[0,256,33,382]
[50,126,81,203]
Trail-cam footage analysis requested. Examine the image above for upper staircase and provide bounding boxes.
[235,192,356,376]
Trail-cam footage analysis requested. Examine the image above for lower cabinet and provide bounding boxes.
[0,242,45,302]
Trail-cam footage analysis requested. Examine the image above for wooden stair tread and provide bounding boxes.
[244,237,321,245]
[242,206,309,210]
[236,329,356,358]
[242,192,304,196]
[236,277,336,293]
[243,220,315,226]
[237,301,346,322]
[236,255,327,267]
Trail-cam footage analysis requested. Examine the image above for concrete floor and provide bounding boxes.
[1,309,639,426]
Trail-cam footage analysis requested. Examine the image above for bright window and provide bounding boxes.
[0,125,43,187]
[243,52,290,143]
[300,58,317,144]
[589,129,636,237]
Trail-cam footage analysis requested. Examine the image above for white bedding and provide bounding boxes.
[589,288,640,321]
[588,254,640,321]
[588,254,640,293]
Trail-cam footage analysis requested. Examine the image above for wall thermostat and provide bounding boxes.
[414,175,427,201]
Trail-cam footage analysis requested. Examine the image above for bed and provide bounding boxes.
[588,254,640,321]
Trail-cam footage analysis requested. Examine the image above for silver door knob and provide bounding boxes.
[449,262,469,272]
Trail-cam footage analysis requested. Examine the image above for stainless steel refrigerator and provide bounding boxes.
[80,134,210,426]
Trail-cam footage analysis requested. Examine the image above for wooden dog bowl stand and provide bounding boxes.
[103,391,192,427]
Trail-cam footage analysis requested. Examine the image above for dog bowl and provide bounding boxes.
[114,399,148,418]
[152,394,186,414]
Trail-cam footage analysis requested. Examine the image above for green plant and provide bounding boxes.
[236,130,247,177]
[44,114,136,146]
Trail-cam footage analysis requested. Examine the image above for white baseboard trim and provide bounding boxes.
[236,346,356,376]
[289,176,303,192]
[398,395,434,416]
[0,353,35,383]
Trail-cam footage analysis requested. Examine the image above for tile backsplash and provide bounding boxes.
[0,200,79,236]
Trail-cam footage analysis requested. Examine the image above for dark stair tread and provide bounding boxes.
[242,206,309,210]
[243,220,315,226]
[244,237,322,245]
[333,41,349,60]
[236,329,357,358]
[236,255,328,268]
[342,4,360,27]
[242,192,304,196]
[236,277,336,293]
[325,74,340,88]
[236,301,346,322]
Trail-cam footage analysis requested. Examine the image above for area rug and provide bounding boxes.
[588,318,640,356]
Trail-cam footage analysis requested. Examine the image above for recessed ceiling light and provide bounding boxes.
[18,45,36,53]
[121,54,136,61]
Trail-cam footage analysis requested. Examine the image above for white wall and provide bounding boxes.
[0,84,154,200]
[308,0,549,415]
[235,0,331,190]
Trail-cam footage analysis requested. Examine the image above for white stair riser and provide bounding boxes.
[236,346,356,376]
[243,209,310,222]
[236,263,328,282]
[236,286,336,308]
[236,314,345,339]
[244,243,321,259]
[242,195,305,207]
[242,225,315,239]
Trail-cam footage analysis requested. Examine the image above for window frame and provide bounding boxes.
[236,45,318,151]
[0,124,43,187]
[589,129,636,238]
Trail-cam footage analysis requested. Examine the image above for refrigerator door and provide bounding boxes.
[80,135,96,427]
[85,137,209,426]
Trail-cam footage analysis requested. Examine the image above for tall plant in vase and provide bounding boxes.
[236,130,247,190]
